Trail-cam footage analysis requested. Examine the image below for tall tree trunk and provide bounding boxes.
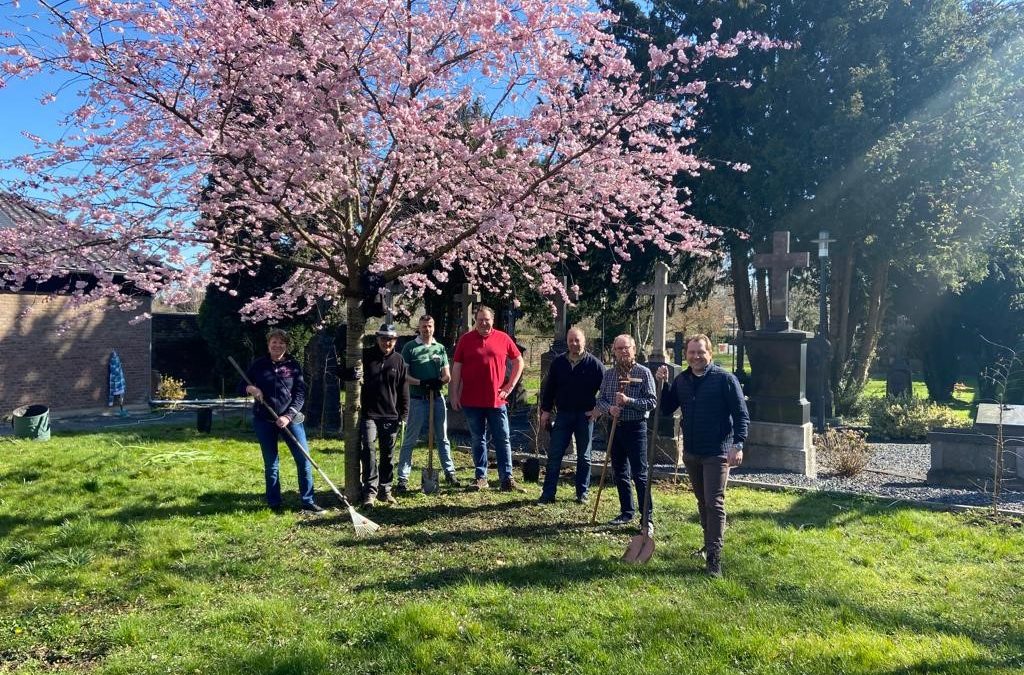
[830,243,856,383]
[343,295,368,500]
[847,257,890,392]
[755,268,769,329]
[730,243,756,332]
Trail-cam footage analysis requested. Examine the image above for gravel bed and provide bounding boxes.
[728,442,1024,514]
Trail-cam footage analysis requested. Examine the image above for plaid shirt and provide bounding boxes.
[595,362,657,422]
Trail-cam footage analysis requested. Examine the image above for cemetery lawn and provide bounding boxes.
[2,427,1022,675]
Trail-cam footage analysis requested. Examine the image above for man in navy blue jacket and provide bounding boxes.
[657,334,749,577]
[538,328,605,504]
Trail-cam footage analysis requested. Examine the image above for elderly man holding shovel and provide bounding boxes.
[593,334,657,531]
[396,315,461,492]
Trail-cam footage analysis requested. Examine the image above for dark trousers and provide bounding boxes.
[610,419,651,521]
[541,410,594,500]
[683,453,729,553]
[359,416,400,498]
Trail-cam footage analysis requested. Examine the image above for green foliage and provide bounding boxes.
[868,395,970,440]
[816,428,873,477]
[154,375,186,401]
[1,426,1022,673]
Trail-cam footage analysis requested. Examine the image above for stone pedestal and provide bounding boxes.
[744,421,816,477]
[927,428,1022,487]
[743,329,815,476]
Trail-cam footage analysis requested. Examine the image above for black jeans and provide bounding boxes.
[359,416,400,498]
[610,419,652,521]
[683,453,729,553]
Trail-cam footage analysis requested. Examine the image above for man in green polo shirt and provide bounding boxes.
[396,315,461,490]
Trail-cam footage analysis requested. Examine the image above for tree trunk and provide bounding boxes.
[730,243,756,331]
[830,243,856,384]
[755,268,769,329]
[847,257,890,393]
[343,297,368,500]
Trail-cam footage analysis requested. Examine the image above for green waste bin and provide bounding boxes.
[12,405,50,441]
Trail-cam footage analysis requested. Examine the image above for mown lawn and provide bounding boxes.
[1,426,1022,674]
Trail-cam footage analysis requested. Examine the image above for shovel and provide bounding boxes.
[421,390,440,494]
[622,385,663,564]
[229,356,380,537]
[589,375,638,525]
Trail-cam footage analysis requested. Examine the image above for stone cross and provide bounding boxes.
[637,262,686,362]
[753,231,809,331]
[376,282,401,324]
[454,282,480,335]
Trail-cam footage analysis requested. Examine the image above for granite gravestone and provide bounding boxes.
[886,316,913,399]
[744,231,816,476]
[927,403,1024,486]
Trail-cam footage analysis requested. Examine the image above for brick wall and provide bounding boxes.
[0,292,152,414]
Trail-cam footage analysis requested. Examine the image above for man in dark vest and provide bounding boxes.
[656,334,749,577]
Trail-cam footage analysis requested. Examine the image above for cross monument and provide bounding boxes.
[637,262,686,362]
[753,231,809,331]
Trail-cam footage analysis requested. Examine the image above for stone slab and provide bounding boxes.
[975,404,1024,434]
[927,428,1022,487]
[743,420,816,477]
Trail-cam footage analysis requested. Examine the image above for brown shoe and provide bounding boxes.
[378,489,397,505]
[468,477,489,491]
[500,477,525,493]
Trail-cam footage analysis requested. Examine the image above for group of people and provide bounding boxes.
[243,311,749,577]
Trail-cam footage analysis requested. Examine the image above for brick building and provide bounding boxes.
[0,194,152,414]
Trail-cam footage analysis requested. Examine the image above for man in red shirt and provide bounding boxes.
[450,305,525,491]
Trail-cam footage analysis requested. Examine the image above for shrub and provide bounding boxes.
[867,395,969,440]
[155,376,187,401]
[816,428,872,477]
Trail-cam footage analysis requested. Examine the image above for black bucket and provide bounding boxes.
[196,408,213,433]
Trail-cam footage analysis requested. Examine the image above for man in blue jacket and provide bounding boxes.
[656,334,749,577]
[538,327,605,504]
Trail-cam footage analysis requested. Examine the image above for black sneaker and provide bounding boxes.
[536,495,556,505]
[607,514,633,526]
[300,502,326,514]
[444,473,462,487]
[394,481,410,494]
[706,548,722,578]
[575,494,589,505]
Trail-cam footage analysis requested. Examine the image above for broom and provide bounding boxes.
[229,356,380,537]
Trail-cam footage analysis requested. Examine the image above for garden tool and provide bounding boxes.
[622,385,663,564]
[229,357,380,537]
[589,375,639,525]
[421,390,440,494]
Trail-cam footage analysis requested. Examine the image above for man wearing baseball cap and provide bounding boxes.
[358,323,409,507]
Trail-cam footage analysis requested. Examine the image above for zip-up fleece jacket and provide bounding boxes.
[659,363,749,458]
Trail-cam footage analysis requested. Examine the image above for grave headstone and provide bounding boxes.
[638,262,686,465]
[454,283,480,338]
[672,331,685,367]
[886,316,913,399]
[540,278,571,387]
[927,403,1024,486]
[744,231,815,476]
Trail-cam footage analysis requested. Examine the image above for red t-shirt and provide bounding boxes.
[453,329,522,408]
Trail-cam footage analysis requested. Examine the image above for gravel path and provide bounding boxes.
[727,442,1024,514]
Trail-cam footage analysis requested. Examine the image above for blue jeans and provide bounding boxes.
[541,410,593,500]
[253,416,315,507]
[610,419,652,521]
[397,394,456,482]
[463,405,513,481]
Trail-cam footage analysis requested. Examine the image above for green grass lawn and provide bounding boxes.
[2,426,1022,674]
